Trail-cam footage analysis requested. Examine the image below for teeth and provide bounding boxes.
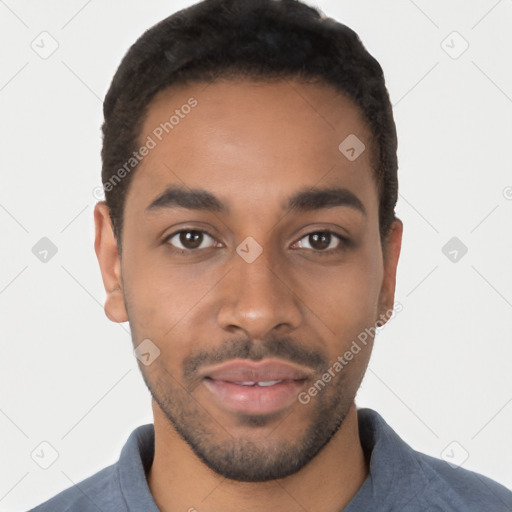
[233,380,283,386]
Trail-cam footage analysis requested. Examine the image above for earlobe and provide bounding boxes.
[377,218,403,322]
[94,202,129,323]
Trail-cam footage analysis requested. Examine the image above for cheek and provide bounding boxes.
[121,244,223,348]
[289,250,383,337]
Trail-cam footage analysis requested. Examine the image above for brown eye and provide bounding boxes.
[166,230,216,250]
[296,231,343,251]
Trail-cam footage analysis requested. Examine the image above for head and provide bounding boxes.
[95,0,402,482]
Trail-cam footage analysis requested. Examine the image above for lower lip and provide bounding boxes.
[203,378,307,415]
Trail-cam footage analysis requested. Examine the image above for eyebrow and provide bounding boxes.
[145,184,366,217]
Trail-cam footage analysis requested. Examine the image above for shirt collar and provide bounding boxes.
[116,408,431,511]
[117,423,160,511]
[344,408,433,511]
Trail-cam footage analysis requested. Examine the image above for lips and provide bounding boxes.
[200,359,314,383]
[200,359,313,415]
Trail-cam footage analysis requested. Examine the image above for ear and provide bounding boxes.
[377,218,403,323]
[94,202,128,323]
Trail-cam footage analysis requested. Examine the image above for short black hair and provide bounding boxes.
[101,0,398,251]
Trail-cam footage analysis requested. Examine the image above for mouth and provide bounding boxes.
[200,359,313,416]
[202,377,308,415]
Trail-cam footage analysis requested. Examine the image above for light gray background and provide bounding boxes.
[1,0,511,510]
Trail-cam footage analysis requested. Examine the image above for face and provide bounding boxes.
[95,79,402,482]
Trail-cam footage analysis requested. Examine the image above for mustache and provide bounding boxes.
[182,333,328,383]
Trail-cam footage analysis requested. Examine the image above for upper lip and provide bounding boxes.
[200,359,314,382]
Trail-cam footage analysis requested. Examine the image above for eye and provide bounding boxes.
[164,229,217,251]
[295,231,345,252]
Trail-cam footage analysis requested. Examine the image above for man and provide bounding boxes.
[30,0,512,510]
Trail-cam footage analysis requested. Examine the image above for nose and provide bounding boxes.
[217,249,303,339]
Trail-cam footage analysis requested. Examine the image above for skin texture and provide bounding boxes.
[94,79,403,512]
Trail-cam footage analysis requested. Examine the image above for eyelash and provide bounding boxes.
[163,229,349,255]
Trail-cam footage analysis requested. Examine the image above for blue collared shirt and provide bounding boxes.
[28,408,512,511]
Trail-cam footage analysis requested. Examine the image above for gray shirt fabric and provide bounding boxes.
[28,408,512,511]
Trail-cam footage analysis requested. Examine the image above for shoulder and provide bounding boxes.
[27,423,155,511]
[357,408,512,511]
[412,450,512,511]
[27,463,124,512]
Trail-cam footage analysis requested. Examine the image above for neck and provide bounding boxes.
[147,403,368,512]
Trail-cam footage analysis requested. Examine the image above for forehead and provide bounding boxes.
[126,79,378,217]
